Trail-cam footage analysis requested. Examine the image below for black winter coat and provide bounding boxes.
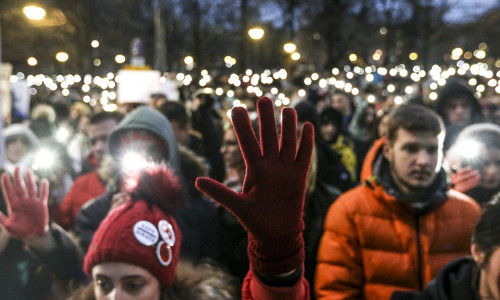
[391,257,481,300]
[75,186,220,261]
[0,226,86,299]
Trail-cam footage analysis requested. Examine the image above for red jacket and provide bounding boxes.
[315,137,481,299]
[242,267,310,300]
[56,172,106,229]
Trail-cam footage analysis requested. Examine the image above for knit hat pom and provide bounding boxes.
[131,164,183,213]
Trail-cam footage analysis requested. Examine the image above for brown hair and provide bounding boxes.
[471,192,500,268]
[68,261,238,300]
[386,104,445,142]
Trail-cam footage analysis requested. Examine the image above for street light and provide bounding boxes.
[283,42,297,54]
[248,27,264,40]
[184,56,194,65]
[27,57,38,66]
[91,40,100,48]
[56,52,69,62]
[291,52,300,61]
[23,5,46,21]
[248,27,264,70]
[115,54,126,64]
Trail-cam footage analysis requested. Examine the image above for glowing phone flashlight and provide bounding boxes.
[32,148,57,171]
[456,138,483,167]
[120,151,156,173]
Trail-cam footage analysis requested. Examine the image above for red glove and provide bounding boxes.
[196,97,314,275]
[0,167,49,239]
[450,166,480,193]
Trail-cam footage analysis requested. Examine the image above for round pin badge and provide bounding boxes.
[156,241,173,266]
[158,220,176,246]
[133,220,159,246]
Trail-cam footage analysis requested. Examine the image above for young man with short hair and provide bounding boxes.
[55,111,123,229]
[81,111,124,174]
[315,104,481,299]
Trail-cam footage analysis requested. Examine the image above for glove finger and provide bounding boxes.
[279,108,297,164]
[295,122,314,168]
[26,170,38,199]
[39,179,49,206]
[13,168,29,200]
[232,106,261,165]
[257,97,279,159]
[195,177,245,212]
[1,173,16,212]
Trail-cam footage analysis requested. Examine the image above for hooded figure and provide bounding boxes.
[3,124,39,174]
[446,123,500,206]
[74,106,219,263]
[435,81,483,151]
[108,106,180,173]
[74,106,180,251]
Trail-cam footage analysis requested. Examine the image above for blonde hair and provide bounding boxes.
[31,104,56,123]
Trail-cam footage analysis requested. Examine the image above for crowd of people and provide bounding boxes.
[0,77,499,299]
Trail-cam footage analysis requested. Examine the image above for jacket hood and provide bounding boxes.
[425,257,480,300]
[435,81,483,125]
[108,106,180,173]
[348,101,375,142]
[361,137,449,215]
[3,123,39,150]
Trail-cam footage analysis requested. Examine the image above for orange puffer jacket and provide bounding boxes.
[315,137,481,300]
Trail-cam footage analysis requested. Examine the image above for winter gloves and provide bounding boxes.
[196,97,314,275]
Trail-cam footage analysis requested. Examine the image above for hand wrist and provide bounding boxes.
[248,232,304,275]
[24,224,55,252]
[256,267,302,287]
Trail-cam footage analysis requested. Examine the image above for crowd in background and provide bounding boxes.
[0,76,499,299]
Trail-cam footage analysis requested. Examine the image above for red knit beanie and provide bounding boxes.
[84,165,182,287]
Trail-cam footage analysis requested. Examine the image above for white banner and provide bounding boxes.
[117,70,161,104]
[11,79,30,120]
[159,77,180,102]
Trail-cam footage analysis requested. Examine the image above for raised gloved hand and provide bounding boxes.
[450,166,480,193]
[0,167,49,239]
[196,97,314,275]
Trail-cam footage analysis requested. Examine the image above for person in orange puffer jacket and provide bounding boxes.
[315,104,481,300]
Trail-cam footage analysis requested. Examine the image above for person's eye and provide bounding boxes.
[223,141,238,147]
[96,279,113,294]
[123,280,146,293]
[404,145,419,153]
[427,146,438,154]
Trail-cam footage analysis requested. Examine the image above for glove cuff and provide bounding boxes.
[248,232,305,275]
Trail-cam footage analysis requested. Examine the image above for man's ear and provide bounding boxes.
[383,139,392,162]
[471,244,485,266]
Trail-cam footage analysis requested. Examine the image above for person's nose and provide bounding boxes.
[415,149,431,166]
[109,287,126,300]
[455,104,465,114]
[103,288,116,300]
[95,139,106,152]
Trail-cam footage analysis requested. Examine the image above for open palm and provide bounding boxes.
[0,168,49,239]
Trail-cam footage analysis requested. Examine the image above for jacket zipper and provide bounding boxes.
[415,217,424,291]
